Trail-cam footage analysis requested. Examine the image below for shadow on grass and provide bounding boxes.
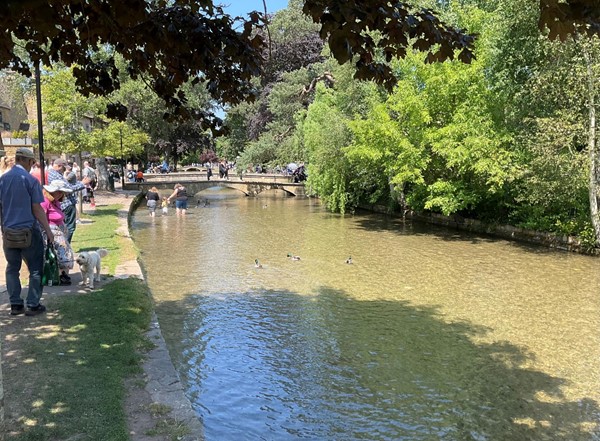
[0,278,153,440]
[155,287,599,440]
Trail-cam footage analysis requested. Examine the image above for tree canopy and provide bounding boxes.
[2,0,595,130]
[1,0,479,131]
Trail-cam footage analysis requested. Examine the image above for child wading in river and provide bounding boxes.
[161,196,169,215]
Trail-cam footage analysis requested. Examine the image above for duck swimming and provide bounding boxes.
[287,253,301,261]
[346,256,353,264]
[254,259,263,268]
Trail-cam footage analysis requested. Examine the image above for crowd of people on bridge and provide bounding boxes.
[126,157,308,182]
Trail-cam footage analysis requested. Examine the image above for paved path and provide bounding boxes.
[0,188,204,440]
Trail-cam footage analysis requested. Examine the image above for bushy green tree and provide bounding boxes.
[303,85,353,212]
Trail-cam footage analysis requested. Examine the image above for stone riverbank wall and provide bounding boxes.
[361,203,593,255]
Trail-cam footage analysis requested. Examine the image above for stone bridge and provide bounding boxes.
[123,173,306,197]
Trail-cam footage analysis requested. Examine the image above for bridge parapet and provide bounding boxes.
[124,177,306,197]
[144,172,295,184]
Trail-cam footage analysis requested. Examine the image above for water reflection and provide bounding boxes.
[157,289,599,440]
[132,189,600,440]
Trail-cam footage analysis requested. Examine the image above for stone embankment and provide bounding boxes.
[362,203,592,254]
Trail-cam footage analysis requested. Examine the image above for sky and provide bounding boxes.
[215,0,290,118]
[220,0,289,18]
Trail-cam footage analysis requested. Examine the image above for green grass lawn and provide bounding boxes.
[73,205,139,274]
[5,204,154,441]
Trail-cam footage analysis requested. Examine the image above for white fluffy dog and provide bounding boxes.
[76,249,108,289]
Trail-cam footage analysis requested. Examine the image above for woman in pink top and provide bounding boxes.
[41,180,75,285]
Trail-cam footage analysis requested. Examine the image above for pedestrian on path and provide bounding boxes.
[82,161,97,208]
[0,148,54,316]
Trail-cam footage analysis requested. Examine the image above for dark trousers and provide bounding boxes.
[63,204,77,242]
[4,227,44,307]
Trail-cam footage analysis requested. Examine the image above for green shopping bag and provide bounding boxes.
[42,244,60,286]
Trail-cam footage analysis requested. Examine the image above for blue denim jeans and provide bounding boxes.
[4,227,45,308]
[63,204,76,243]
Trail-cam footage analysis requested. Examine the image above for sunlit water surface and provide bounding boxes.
[131,188,600,441]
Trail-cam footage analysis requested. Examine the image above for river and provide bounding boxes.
[131,188,600,441]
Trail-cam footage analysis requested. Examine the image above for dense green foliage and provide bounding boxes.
[41,66,149,159]
[222,0,600,242]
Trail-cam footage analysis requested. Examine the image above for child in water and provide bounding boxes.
[161,196,169,215]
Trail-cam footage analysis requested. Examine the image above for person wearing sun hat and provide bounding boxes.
[0,147,54,316]
[46,157,92,242]
[41,179,76,285]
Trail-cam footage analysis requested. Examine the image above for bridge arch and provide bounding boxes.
[192,182,250,196]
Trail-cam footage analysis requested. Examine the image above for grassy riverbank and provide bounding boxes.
[2,206,154,440]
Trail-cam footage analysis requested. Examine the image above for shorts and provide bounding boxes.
[175,200,188,210]
[147,200,157,212]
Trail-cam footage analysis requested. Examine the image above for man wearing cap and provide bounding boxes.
[47,158,91,242]
[0,147,54,316]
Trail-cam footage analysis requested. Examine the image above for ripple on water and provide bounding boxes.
[133,193,600,440]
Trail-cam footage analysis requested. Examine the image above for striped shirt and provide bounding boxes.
[47,168,85,211]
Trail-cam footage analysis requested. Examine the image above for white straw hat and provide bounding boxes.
[43,180,73,193]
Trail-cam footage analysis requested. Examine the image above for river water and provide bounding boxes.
[131,188,600,441]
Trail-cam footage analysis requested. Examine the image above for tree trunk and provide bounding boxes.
[582,42,600,245]
[95,157,109,191]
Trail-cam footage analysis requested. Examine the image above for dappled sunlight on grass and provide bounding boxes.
[23,323,63,340]
[100,342,125,350]
[50,403,68,414]
[1,202,151,439]
[65,324,87,333]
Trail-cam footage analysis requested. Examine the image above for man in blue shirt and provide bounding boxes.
[0,148,54,316]
[47,158,91,242]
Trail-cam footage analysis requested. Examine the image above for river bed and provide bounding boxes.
[132,188,600,440]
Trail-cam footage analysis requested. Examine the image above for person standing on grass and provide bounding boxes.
[0,148,54,316]
[47,158,91,242]
[64,166,82,224]
[82,161,97,208]
[41,180,75,286]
